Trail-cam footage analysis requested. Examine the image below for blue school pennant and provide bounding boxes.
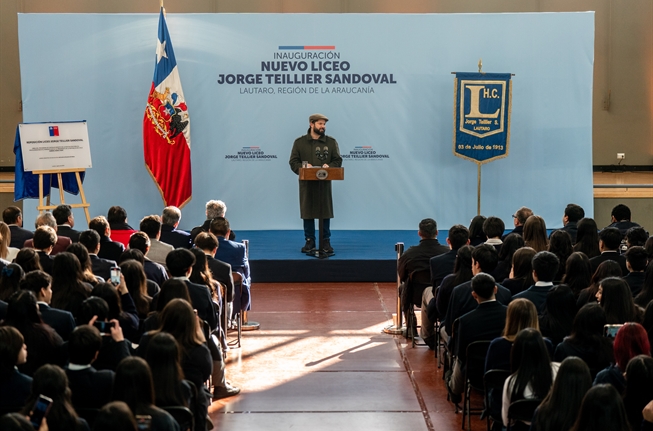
[453,72,512,164]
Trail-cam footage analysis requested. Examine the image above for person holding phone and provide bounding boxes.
[21,364,89,431]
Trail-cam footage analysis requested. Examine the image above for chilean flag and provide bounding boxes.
[143,8,192,208]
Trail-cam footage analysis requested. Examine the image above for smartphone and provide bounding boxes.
[29,394,53,428]
[110,266,121,285]
[93,320,113,334]
[135,415,152,431]
[604,324,623,338]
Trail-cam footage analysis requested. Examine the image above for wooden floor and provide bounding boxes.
[209,282,486,431]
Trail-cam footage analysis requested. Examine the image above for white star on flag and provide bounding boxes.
[156,39,167,63]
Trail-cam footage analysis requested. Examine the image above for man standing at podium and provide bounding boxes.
[289,113,342,254]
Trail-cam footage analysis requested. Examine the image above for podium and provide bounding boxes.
[299,167,344,259]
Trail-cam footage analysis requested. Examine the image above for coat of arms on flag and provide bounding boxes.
[143,7,192,208]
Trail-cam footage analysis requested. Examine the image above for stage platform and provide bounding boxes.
[239,230,431,283]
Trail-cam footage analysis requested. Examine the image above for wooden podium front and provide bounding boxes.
[299,167,344,181]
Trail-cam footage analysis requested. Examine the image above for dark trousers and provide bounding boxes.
[303,219,330,240]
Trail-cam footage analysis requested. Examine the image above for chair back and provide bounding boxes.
[407,268,431,306]
[161,406,194,431]
[464,340,491,391]
[508,398,541,424]
[484,369,511,422]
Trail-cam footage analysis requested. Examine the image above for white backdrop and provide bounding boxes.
[18,13,595,231]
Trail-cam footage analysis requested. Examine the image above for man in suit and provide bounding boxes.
[160,206,192,249]
[502,207,532,240]
[558,203,584,244]
[512,251,559,314]
[195,231,234,307]
[606,204,641,238]
[623,246,647,296]
[418,224,470,348]
[446,272,507,403]
[79,229,116,281]
[211,217,251,320]
[128,232,169,287]
[443,245,512,344]
[2,206,33,248]
[89,216,124,262]
[590,227,628,275]
[53,204,81,242]
[21,270,76,340]
[23,212,72,255]
[483,216,505,253]
[190,199,236,244]
[65,325,115,409]
[32,225,57,274]
[140,215,174,267]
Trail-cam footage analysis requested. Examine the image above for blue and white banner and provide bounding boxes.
[17,13,595,230]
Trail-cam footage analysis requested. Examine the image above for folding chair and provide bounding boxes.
[404,268,431,347]
[462,340,492,430]
[483,369,511,431]
[161,406,194,431]
[507,398,541,431]
[227,271,243,348]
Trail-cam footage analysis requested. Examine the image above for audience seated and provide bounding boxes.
[119,260,152,320]
[468,215,487,247]
[32,226,57,274]
[0,222,19,262]
[634,261,653,308]
[538,284,576,347]
[142,279,191,333]
[501,247,536,296]
[13,248,42,273]
[523,215,549,252]
[561,251,592,298]
[23,212,72,255]
[52,204,81,243]
[606,203,641,237]
[0,326,32,414]
[22,364,90,431]
[106,206,137,248]
[530,356,591,431]
[548,230,572,283]
[50,252,93,320]
[513,251,560,315]
[160,206,192,249]
[90,282,140,343]
[558,203,585,244]
[590,227,629,275]
[446,273,507,403]
[493,233,524,284]
[570,383,630,431]
[554,303,613,378]
[431,245,473,327]
[483,216,505,253]
[67,243,103,286]
[65,325,114,410]
[79,230,117,282]
[623,246,648,296]
[0,263,24,301]
[140,215,174,267]
[597,276,643,324]
[2,206,33,249]
[89,216,124,263]
[194,232,235,311]
[91,401,137,431]
[119,249,161,298]
[594,322,650,394]
[3,290,64,376]
[501,328,558,429]
[577,260,623,307]
[190,199,235,243]
[625,226,649,250]
[127,232,169,288]
[21,270,76,341]
[623,354,653,430]
[111,357,180,431]
[573,217,601,258]
[503,206,532,240]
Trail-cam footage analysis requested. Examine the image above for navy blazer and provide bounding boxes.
[589,251,628,276]
[57,225,81,242]
[89,254,117,281]
[37,251,55,275]
[152,279,218,331]
[455,300,507,365]
[206,255,234,302]
[512,283,554,315]
[160,224,192,249]
[38,302,76,341]
[144,258,168,287]
[98,236,125,263]
[215,237,250,283]
[444,280,512,337]
[0,368,32,414]
[429,248,457,290]
[9,225,33,249]
[65,366,114,409]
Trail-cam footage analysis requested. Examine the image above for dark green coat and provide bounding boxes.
[289,132,343,219]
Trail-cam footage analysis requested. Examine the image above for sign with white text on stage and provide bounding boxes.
[453,73,512,164]
[18,122,92,171]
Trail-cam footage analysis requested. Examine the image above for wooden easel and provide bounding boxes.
[33,168,91,224]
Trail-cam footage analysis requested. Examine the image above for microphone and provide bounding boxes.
[323,146,329,158]
[315,147,321,159]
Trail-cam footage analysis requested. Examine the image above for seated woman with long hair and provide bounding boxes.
[468,215,487,247]
[501,328,558,429]
[50,252,92,320]
[91,282,139,343]
[573,218,601,259]
[501,247,536,296]
[561,252,592,298]
[576,260,622,308]
[594,322,650,394]
[539,284,577,347]
[523,215,548,252]
[530,356,592,431]
[548,230,573,283]
[634,261,653,308]
[66,243,102,286]
[597,276,643,324]
[623,355,653,430]
[494,234,525,283]
[0,221,19,262]
[112,357,179,431]
[569,384,630,431]
[0,263,25,301]
[2,290,64,376]
[554,303,614,378]
[141,279,191,333]
[13,248,42,273]
[120,260,151,320]
[0,326,32,413]
[22,364,89,431]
